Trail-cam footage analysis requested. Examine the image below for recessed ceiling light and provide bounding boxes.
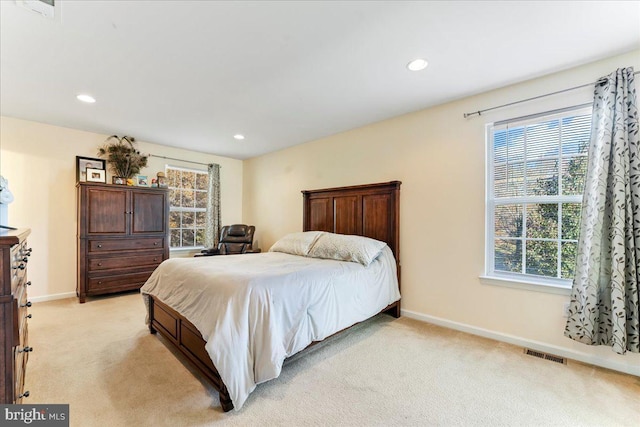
[77,94,96,103]
[407,58,428,71]
[233,134,245,140]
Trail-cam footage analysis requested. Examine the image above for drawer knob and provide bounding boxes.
[153,242,158,246]
[26,314,32,319]
[97,244,103,248]
[21,301,32,308]
[19,346,33,353]
[153,258,158,262]
[19,391,30,399]
[98,281,103,285]
[98,262,103,266]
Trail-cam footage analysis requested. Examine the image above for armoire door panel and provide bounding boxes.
[132,191,166,234]
[87,188,127,234]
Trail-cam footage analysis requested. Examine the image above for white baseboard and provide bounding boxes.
[401,309,640,377]
[30,292,76,303]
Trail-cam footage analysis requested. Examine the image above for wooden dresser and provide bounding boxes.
[77,182,169,303]
[1,228,32,404]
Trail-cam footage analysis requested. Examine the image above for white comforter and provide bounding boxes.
[140,246,400,410]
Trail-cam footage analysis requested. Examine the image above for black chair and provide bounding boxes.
[198,224,260,256]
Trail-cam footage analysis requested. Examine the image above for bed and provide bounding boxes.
[141,181,401,411]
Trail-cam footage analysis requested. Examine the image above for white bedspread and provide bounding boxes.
[140,246,400,410]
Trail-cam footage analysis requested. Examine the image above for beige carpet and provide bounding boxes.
[25,292,639,427]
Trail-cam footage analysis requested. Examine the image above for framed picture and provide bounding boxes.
[76,156,105,183]
[157,176,168,188]
[136,175,148,187]
[86,168,106,183]
[112,176,126,185]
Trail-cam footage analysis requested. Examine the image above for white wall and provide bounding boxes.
[0,117,243,299]
[243,50,640,375]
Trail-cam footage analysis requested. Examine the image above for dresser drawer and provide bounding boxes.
[88,251,164,272]
[88,238,164,253]
[13,345,27,403]
[87,270,156,292]
[11,268,26,294]
[13,285,29,346]
[11,245,28,293]
[13,321,29,404]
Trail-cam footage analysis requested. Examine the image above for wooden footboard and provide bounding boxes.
[148,296,234,411]
[148,295,400,412]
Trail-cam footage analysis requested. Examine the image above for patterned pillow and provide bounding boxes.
[269,231,326,256]
[307,233,387,266]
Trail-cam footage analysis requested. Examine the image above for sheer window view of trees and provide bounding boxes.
[167,167,209,248]
[491,110,590,281]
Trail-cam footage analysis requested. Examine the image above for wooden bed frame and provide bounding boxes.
[147,181,401,411]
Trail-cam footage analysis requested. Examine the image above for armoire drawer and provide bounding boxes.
[88,251,164,272]
[88,238,164,253]
[87,270,156,292]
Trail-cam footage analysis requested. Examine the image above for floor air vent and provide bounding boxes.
[524,348,567,364]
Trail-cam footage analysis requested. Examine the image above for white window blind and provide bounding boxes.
[486,105,591,285]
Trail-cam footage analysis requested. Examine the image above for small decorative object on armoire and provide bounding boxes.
[1,228,32,403]
[97,135,148,180]
[86,168,106,183]
[76,182,169,303]
[156,172,168,188]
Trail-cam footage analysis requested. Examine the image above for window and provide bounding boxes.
[166,166,208,249]
[486,105,591,287]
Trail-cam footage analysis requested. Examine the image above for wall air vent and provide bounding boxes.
[524,348,567,364]
[16,0,55,19]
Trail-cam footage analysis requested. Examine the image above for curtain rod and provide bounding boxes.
[463,70,640,119]
[147,153,218,167]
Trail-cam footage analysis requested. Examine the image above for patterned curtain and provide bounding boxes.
[204,163,221,249]
[564,68,639,354]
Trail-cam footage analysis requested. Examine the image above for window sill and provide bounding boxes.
[479,275,571,295]
[169,247,204,258]
[169,247,204,252]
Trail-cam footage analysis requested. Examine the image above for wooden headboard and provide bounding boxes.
[302,181,401,264]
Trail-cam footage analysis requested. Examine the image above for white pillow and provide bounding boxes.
[307,233,387,266]
[269,231,326,256]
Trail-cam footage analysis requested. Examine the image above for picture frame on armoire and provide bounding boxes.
[76,156,105,183]
[86,168,106,183]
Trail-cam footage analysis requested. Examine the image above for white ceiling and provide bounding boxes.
[1,1,639,160]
